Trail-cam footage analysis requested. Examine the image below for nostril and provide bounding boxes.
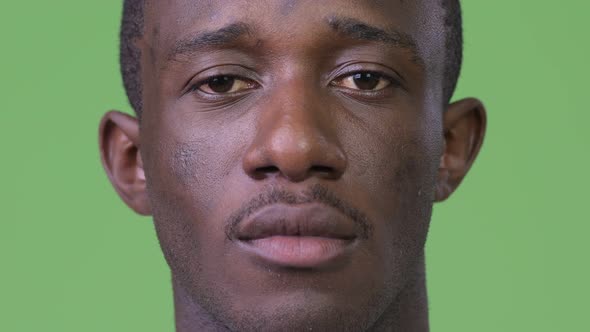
[253,165,335,181]
[311,165,334,174]
[257,166,280,173]
[243,133,347,181]
[255,166,281,176]
[310,165,342,180]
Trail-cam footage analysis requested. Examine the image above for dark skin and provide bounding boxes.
[100,0,486,331]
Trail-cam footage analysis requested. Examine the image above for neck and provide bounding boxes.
[173,256,429,332]
[369,255,429,331]
[172,278,229,332]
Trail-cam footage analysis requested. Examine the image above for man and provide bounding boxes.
[99,0,486,330]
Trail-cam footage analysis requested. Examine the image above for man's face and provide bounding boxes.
[100,0,485,330]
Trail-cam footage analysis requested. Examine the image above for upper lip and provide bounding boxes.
[234,204,359,241]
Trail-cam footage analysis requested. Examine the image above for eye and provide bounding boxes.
[331,72,392,91]
[193,75,258,95]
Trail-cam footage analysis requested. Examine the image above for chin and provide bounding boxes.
[180,270,399,332]
[219,291,390,332]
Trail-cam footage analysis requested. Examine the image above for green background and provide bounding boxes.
[1,1,588,331]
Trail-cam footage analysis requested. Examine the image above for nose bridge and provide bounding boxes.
[267,76,325,150]
[243,72,347,182]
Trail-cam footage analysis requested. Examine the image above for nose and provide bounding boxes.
[243,78,347,183]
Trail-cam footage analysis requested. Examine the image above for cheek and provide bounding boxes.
[391,135,440,197]
[145,112,253,213]
[345,115,442,260]
[382,127,441,225]
[141,137,223,275]
[146,138,220,212]
[168,141,221,191]
[141,112,257,277]
[141,139,210,272]
[347,115,441,207]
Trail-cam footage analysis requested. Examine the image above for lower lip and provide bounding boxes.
[239,236,355,269]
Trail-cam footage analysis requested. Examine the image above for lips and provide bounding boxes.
[233,204,360,269]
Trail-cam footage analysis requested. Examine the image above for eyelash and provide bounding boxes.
[331,71,400,90]
[188,77,258,94]
[187,70,401,99]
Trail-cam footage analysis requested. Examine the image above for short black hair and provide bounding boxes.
[120,0,463,115]
[120,0,145,114]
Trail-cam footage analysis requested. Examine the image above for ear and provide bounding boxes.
[435,98,487,202]
[99,111,151,215]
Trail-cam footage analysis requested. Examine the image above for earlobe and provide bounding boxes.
[435,98,487,202]
[99,111,152,215]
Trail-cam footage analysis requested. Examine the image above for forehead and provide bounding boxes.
[143,0,446,70]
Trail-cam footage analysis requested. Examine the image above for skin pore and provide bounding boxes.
[99,0,486,331]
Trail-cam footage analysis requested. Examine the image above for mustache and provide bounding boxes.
[225,184,373,240]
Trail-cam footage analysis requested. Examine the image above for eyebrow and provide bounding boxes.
[326,16,424,67]
[167,16,424,67]
[168,22,253,60]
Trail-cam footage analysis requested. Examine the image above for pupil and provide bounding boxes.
[208,76,234,93]
[353,73,380,90]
